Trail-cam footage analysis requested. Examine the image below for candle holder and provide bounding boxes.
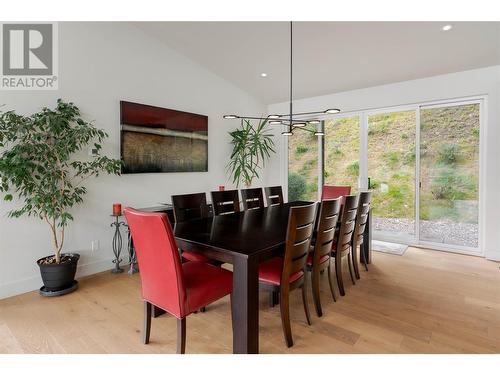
[110,214,126,273]
[126,229,139,274]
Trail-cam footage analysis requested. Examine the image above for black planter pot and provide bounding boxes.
[37,253,80,294]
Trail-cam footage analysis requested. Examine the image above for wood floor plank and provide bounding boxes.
[0,247,499,353]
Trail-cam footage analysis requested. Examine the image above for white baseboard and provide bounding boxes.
[0,258,114,300]
[485,250,500,262]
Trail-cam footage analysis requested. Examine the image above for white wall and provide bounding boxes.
[267,65,500,261]
[0,22,267,299]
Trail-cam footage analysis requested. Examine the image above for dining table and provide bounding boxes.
[136,200,372,354]
[171,201,371,354]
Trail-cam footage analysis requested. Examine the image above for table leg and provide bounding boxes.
[232,256,259,354]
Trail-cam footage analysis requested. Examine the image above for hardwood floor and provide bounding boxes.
[1,247,499,354]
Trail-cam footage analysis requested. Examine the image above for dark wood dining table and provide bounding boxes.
[139,200,372,354]
[173,201,309,353]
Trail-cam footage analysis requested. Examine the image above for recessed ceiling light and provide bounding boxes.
[442,25,452,31]
[324,108,341,114]
[260,73,268,77]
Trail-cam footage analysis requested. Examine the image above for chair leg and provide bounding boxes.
[176,317,186,354]
[335,254,345,296]
[269,291,275,308]
[200,306,206,312]
[279,287,293,347]
[348,255,356,285]
[301,277,312,326]
[143,301,151,344]
[361,245,369,271]
[230,293,234,332]
[352,244,361,280]
[311,268,323,317]
[327,264,337,302]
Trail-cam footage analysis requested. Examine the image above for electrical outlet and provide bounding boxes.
[91,240,100,252]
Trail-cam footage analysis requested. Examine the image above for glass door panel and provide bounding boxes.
[419,103,480,248]
[288,130,319,201]
[367,110,416,239]
[324,116,360,192]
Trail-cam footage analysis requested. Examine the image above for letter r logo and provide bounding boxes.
[2,24,53,75]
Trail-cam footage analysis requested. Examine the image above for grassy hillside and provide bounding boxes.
[288,104,479,226]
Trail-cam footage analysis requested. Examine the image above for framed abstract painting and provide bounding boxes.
[120,101,208,173]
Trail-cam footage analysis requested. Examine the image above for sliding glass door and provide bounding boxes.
[419,102,480,249]
[367,110,416,241]
[286,97,482,253]
[324,116,360,193]
[287,128,319,201]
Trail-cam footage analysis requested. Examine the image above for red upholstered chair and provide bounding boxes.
[321,185,352,200]
[124,208,233,354]
[258,203,316,347]
[171,193,211,263]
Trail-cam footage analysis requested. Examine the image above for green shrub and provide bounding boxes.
[403,145,416,166]
[430,168,475,200]
[438,143,460,165]
[288,173,307,201]
[295,144,308,155]
[346,161,359,177]
[368,120,389,136]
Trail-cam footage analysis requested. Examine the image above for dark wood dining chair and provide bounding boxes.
[240,187,265,210]
[306,198,341,317]
[171,193,211,263]
[124,208,233,354]
[258,203,316,347]
[211,190,240,215]
[331,194,359,296]
[351,191,373,277]
[264,186,284,206]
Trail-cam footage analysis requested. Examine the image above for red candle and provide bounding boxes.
[218,185,225,191]
[113,203,122,216]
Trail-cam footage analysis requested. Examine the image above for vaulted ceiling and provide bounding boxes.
[135,22,500,104]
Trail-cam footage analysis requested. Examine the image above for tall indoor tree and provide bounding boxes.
[0,99,121,269]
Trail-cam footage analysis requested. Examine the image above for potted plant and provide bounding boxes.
[227,118,275,187]
[0,99,121,295]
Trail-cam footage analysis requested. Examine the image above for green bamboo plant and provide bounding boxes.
[0,99,121,264]
[227,118,275,187]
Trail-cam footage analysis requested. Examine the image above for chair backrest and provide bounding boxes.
[322,185,352,200]
[172,192,209,222]
[312,198,341,266]
[124,208,186,319]
[240,187,265,210]
[264,186,284,206]
[281,203,317,285]
[211,190,240,216]
[352,191,372,248]
[335,195,360,254]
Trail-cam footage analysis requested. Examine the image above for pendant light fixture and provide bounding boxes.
[223,21,340,136]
